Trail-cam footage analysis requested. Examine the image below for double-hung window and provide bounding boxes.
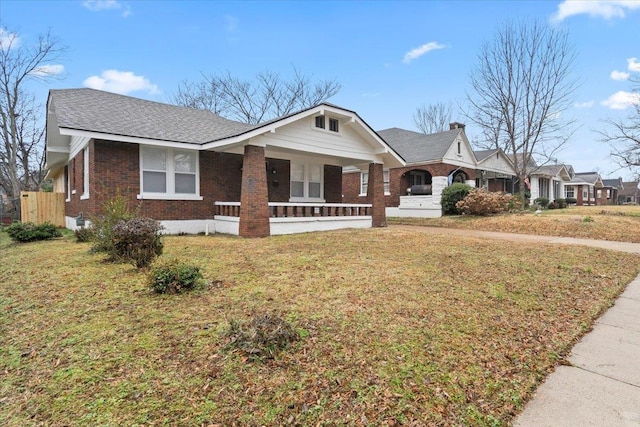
[290,162,323,201]
[140,146,201,200]
[81,146,90,200]
[360,170,390,196]
[314,115,340,133]
[565,186,574,198]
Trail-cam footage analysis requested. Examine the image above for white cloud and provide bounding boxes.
[0,28,19,50]
[403,42,446,64]
[552,0,640,22]
[601,90,640,109]
[610,70,630,80]
[628,57,640,72]
[82,0,132,17]
[30,64,65,77]
[574,100,595,108]
[83,70,158,95]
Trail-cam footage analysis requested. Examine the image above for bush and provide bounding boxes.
[149,258,203,294]
[111,217,163,268]
[554,198,567,209]
[5,222,61,242]
[441,183,473,215]
[90,190,137,254]
[547,201,559,209]
[74,227,94,243]
[566,197,577,205]
[534,197,550,208]
[456,189,515,216]
[223,313,300,361]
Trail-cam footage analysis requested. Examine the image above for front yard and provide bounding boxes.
[1,226,639,425]
[389,205,640,243]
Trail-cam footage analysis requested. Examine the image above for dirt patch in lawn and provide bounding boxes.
[1,228,638,426]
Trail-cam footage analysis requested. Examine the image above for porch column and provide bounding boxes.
[367,162,386,227]
[239,145,270,238]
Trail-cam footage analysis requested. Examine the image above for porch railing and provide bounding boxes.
[214,202,372,218]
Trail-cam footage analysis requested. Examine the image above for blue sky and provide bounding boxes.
[2,0,639,179]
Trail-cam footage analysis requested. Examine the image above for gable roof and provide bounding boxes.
[602,178,623,189]
[377,127,463,164]
[48,88,256,144]
[473,149,499,162]
[619,182,640,196]
[571,172,603,186]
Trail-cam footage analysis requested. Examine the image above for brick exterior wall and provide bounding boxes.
[65,139,362,230]
[343,163,476,207]
[239,145,270,237]
[367,163,386,227]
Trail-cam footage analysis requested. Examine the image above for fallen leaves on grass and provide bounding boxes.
[1,228,638,426]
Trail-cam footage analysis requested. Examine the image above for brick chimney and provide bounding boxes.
[450,122,466,130]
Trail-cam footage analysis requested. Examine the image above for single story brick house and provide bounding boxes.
[45,88,405,237]
[564,172,604,206]
[342,123,517,217]
[599,178,623,205]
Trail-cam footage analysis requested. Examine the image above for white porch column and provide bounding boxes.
[432,176,448,206]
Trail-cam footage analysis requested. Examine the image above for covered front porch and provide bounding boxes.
[201,104,405,237]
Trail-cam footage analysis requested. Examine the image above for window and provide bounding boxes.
[315,116,325,129]
[538,178,550,199]
[65,165,70,202]
[140,146,201,199]
[329,118,339,132]
[565,186,574,198]
[81,146,89,200]
[583,187,588,200]
[290,162,324,201]
[457,141,461,154]
[360,170,390,195]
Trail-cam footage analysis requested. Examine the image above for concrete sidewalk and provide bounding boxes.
[514,275,640,427]
[390,225,640,426]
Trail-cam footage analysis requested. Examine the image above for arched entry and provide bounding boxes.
[401,169,433,195]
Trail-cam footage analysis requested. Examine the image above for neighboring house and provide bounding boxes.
[45,88,405,237]
[528,164,575,203]
[600,178,623,205]
[619,181,640,204]
[342,123,517,218]
[564,172,604,206]
[473,149,517,193]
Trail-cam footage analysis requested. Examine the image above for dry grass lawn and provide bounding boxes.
[389,205,640,243]
[1,225,639,426]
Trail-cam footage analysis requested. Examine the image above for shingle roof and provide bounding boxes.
[376,127,461,163]
[571,172,601,185]
[49,88,256,144]
[532,164,565,176]
[473,149,499,162]
[619,182,640,196]
[602,178,623,188]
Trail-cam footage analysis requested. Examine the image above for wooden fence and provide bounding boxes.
[20,192,65,227]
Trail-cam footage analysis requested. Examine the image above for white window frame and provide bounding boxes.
[329,118,339,132]
[289,161,325,202]
[65,165,71,202]
[312,115,341,135]
[80,146,90,200]
[565,186,575,198]
[360,169,390,196]
[583,187,588,200]
[138,146,202,200]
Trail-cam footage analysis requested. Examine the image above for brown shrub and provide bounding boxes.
[456,189,515,216]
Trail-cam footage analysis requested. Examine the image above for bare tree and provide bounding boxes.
[170,67,342,124]
[599,75,640,176]
[413,101,453,134]
[0,28,66,198]
[466,20,578,200]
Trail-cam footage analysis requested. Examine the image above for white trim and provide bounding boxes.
[139,146,201,199]
[81,145,89,200]
[60,128,202,150]
[289,161,324,202]
[137,194,204,201]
